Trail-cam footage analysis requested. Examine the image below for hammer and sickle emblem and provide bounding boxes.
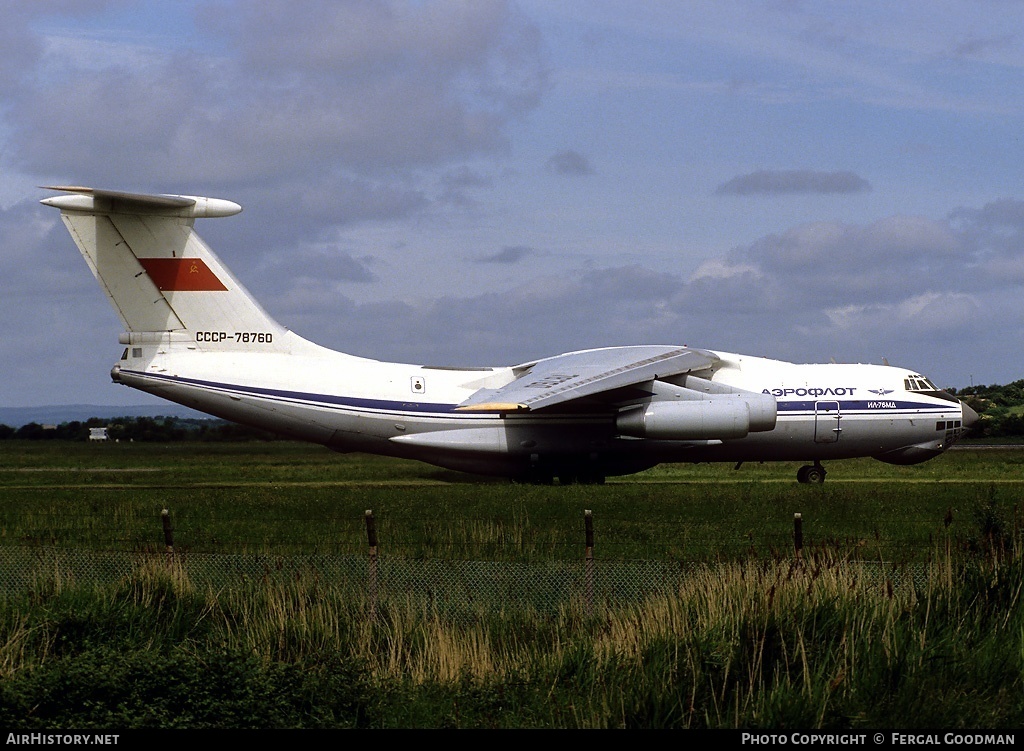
[189,262,199,274]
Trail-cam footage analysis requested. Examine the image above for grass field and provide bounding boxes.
[0,441,1021,728]
[0,440,1020,559]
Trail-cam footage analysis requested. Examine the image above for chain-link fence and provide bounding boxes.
[0,544,930,621]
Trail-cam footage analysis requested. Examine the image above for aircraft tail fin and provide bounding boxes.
[41,186,299,353]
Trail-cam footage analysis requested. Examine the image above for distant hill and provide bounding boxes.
[0,404,209,428]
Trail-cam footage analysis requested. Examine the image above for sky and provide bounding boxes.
[3,0,1024,408]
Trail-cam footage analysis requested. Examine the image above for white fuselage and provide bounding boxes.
[112,334,970,479]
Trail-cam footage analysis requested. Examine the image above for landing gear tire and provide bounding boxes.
[556,471,606,485]
[797,463,826,484]
[518,469,553,485]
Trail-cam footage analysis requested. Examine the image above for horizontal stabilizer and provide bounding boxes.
[40,186,242,218]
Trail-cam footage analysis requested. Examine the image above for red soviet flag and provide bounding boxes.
[138,258,228,291]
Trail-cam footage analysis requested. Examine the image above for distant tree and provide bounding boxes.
[950,379,1024,438]
[15,423,52,440]
[55,421,87,441]
[200,421,279,442]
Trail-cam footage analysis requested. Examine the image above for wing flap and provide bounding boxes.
[456,345,718,412]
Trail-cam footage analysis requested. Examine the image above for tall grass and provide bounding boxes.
[1,442,1021,727]
[1,541,1020,728]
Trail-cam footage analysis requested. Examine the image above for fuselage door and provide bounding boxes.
[814,400,841,443]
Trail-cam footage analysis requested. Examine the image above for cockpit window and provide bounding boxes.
[903,374,959,403]
[904,375,938,392]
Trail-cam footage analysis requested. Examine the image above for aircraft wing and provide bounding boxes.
[456,345,718,412]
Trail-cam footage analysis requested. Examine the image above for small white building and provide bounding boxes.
[88,427,109,441]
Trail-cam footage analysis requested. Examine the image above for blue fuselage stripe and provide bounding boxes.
[776,399,951,415]
[124,370,463,414]
[126,370,958,419]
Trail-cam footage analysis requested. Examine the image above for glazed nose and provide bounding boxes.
[960,401,980,431]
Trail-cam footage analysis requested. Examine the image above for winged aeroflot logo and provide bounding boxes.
[868,388,894,396]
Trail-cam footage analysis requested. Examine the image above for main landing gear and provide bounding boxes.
[519,465,606,485]
[797,461,827,484]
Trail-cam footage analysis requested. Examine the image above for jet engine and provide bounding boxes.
[616,395,777,440]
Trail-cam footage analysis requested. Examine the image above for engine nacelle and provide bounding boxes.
[616,396,777,440]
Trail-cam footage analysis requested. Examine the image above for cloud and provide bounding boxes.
[258,245,378,284]
[439,166,495,206]
[0,2,551,336]
[476,245,535,264]
[545,149,594,176]
[715,169,871,195]
[326,205,1018,375]
[951,34,1015,60]
[6,2,548,188]
[326,265,693,365]
[678,215,967,327]
[824,293,981,338]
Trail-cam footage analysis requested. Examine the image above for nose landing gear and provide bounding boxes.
[797,461,826,484]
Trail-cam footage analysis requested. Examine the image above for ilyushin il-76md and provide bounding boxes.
[41,186,978,484]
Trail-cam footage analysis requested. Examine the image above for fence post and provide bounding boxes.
[793,512,803,563]
[365,510,378,623]
[161,508,174,561]
[584,509,594,617]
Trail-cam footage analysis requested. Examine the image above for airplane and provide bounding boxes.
[41,186,979,484]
